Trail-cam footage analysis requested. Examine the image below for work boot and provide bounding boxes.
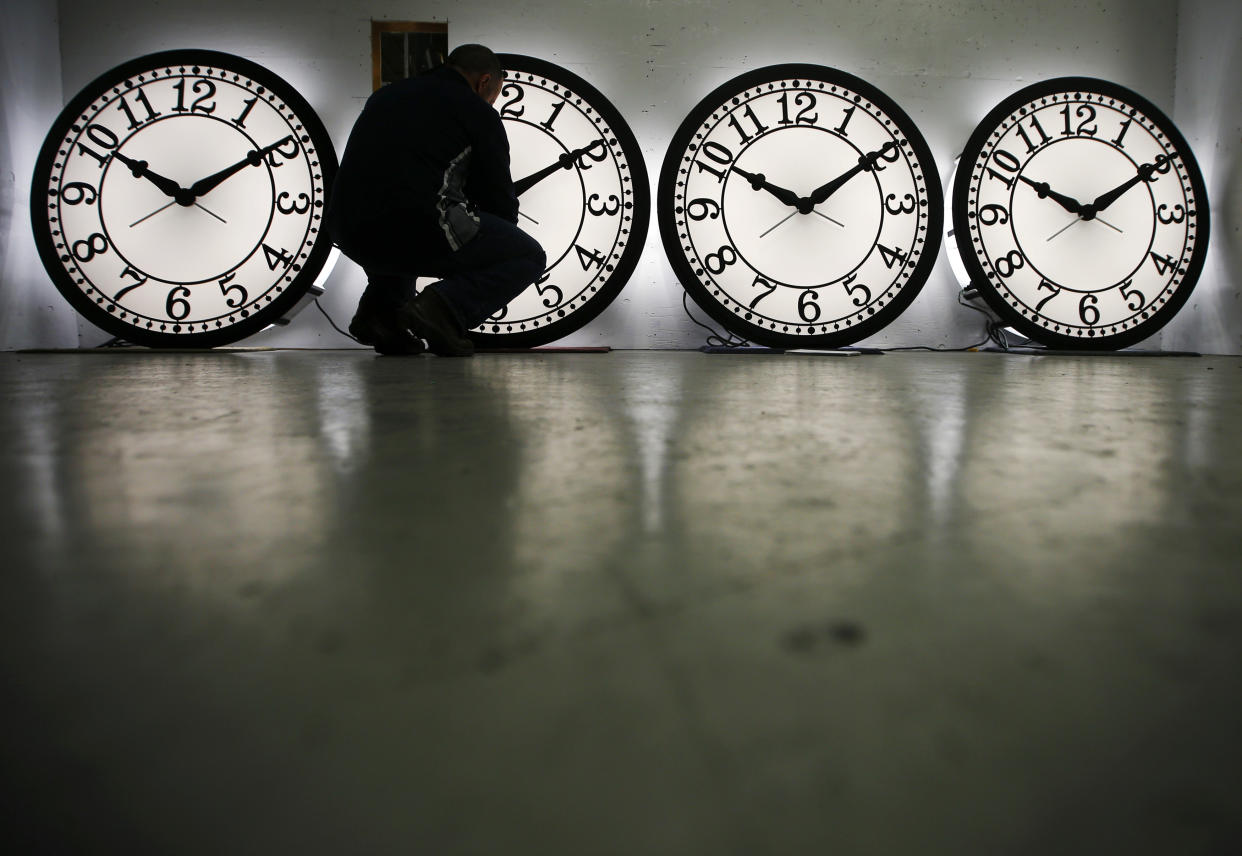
[400,289,474,356]
[349,299,425,356]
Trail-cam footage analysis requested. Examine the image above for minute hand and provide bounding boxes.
[187,136,295,199]
[513,140,606,197]
[806,141,899,209]
[1086,155,1170,216]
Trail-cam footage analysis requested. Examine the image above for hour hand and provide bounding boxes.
[110,151,188,201]
[729,165,802,209]
[1017,174,1082,214]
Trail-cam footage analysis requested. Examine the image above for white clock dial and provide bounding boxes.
[466,55,649,348]
[953,77,1209,349]
[659,64,942,348]
[31,50,337,347]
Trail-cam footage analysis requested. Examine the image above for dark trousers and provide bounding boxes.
[358,212,546,331]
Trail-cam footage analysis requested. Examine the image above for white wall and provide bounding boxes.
[17,0,1237,351]
[1165,0,1242,354]
[0,0,79,350]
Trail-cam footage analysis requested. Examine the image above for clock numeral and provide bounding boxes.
[266,136,300,167]
[1112,118,1133,148]
[232,96,259,129]
[499,83,525,118]
[56,181,99,206]
[538,99,566,132]
[71,233,109,262]
[1078,293,1100,326]
[871,143,902,173]
[777,91,818,126]
[686,197,721,221]
[883,193,916,215]
[1035,279,1061,311]
[798,289,821,323]
[1156,203,1186,224]
[834,105,856,136]
[576,141,608,171]
[262,243,295,271]
[1149,251,1179,277]
[172,78,217,114]
[993,250,1025,278]
[166,286,192,321]
[748,275,777,309]
[115,266,148,301]
[985,149,1021,189]
[1059,105,1098,138]
[586,193,621,216]
[694,142,734,183]
[877,244,908,270]
[116,89,161,130]
[574,244,607,271]
[977,203,1009,226]
[1119,279,1146,311]
[703,245,737,275]
[726,104,769,144]
[276,191,311,215]
[218,273,249,308]
[76,124,119,168]
[1015,113,1051,152]
[536,275,564,309]
[843,275,871,308]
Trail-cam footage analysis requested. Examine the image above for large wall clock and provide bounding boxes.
[952,77,1209,350]
[658,64,942,348]
[30,49,337,348]
[461,53,649,348]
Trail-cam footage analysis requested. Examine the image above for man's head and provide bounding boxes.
[448,44,503,105]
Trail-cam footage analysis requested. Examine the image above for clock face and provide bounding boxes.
[658,64,942,348]
[953,77,1209,350]
[30,49,337,348]
[463,54,648,348]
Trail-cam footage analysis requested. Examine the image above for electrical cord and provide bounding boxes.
[682,291,750,348]
[315,298,362,345]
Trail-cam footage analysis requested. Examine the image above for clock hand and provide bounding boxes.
[129,199,227,228]
[759,211,798,238]
[805,140,899,210]
[110,151,191,202]
[1017,174,1083,214]
[186,136,295,200]
[728,165,802,208]
[1046,212,1124,241]
[1083,155,1170,217]
[130,200,178,228]
[513,140,607,197]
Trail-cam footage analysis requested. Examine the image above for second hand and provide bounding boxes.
[130,200,227,228]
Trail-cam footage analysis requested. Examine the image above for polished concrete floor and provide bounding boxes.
[1,349,1240,854]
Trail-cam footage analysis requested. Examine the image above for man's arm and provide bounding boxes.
[465,107,519,223]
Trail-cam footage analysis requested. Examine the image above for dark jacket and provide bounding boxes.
[326,65,518,266]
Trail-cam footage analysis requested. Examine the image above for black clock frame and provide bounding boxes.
[30,49,338,349]
[658,63,943,349]
[951,76,1210,351]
